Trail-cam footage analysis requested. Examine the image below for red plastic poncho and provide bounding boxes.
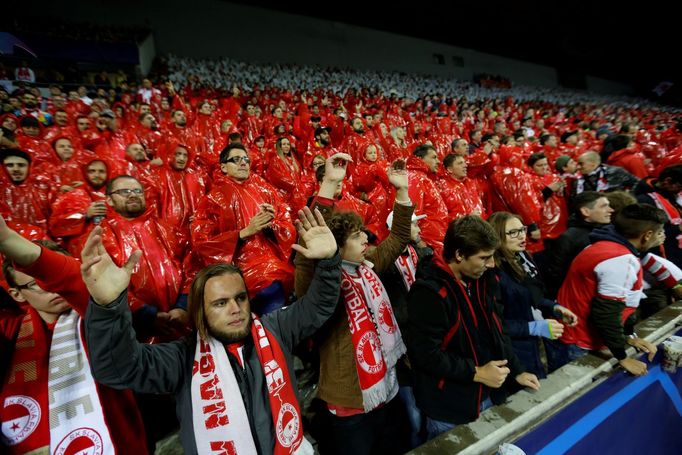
[607,147,649,179]
[190,173,296,297]
[405,157,448,250]
[153,144,208,232]
[265,150,308,214]
[438,174,487,220]
[0,167,52,237]
[48,185,108,256]
[101,210,185,313]
[527,172,568,242]
[15,134,54,167]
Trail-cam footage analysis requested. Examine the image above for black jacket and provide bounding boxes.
[497,254,555,378]
[84,253,342,455]
[406,257,524,424]
[545,216,604,298]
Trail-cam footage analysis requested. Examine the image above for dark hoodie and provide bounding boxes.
[545,215,607,298]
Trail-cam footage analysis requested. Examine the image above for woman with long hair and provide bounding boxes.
[487,211,577,377]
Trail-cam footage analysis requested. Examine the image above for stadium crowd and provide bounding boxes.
[1,54,682,454]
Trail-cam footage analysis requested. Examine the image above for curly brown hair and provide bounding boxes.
[327,211,365,248]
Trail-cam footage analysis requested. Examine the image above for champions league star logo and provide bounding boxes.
[54,428,104,455]
[276,403,301,448]
[1,395,41,446]
[356,331,384,374]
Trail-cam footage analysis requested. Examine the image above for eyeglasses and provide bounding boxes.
[505,226,527,239]
[15,281,45,293]
[108,188,144,197]
[223,156,250,165]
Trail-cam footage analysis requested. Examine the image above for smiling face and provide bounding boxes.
[203,273,252,343]
[582,197,614,224]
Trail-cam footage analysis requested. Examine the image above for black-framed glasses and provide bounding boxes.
[223,156,250,165]
[505,226,527,239]
[15,281,45,293]
[108,188,144,197]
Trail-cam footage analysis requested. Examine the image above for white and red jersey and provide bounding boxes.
[558,239,643,350]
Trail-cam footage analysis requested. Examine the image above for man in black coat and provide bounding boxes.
[545,191,614,298]
[406,216,540,440]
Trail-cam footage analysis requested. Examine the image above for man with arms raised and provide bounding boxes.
[82,207,340,454]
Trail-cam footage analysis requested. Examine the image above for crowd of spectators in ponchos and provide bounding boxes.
[1,57,682,454]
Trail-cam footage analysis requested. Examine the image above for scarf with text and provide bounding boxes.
[341,263,406,412]
[395,245,419,290]
[191,315,313,455]
[1,309,114,455]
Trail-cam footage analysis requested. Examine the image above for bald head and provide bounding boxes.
[577,151,601,174]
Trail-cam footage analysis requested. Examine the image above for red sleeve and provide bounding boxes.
[16,245,90,315]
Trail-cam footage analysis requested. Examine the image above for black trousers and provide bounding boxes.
[326,396,409,455]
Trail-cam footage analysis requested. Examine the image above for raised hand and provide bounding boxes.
[0,214,41,266]
[323,153,353,184]
[80,226,141,305]
[387,165,408,190]
[292,207,337,260]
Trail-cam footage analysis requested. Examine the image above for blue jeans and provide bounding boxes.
[425,397,493,440]
[546,340,590,372]
[398,386,425,448]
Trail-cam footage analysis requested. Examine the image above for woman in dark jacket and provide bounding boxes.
[488,212,578,377]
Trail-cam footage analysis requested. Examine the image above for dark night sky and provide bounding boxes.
[229,0,679,94]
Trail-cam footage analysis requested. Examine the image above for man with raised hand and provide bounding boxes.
[82,207,341,455]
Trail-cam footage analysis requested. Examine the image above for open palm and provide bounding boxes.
[292,207,337,259]
[81,226,141,305]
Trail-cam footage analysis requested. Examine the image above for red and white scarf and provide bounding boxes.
[648,192,682,225]
[1,309,114,454]
[341,263,406,412]
[395,245,419,290]
[191,315,313,455]
[576,165,609,194]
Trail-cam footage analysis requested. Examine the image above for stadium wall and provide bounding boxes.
[24,0,630,93]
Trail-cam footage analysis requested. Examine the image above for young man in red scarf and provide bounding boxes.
[81,206,341,455]
[294,154,415,454]
[0,216,147,454]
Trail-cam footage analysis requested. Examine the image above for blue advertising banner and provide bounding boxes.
[515,334,682,454]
